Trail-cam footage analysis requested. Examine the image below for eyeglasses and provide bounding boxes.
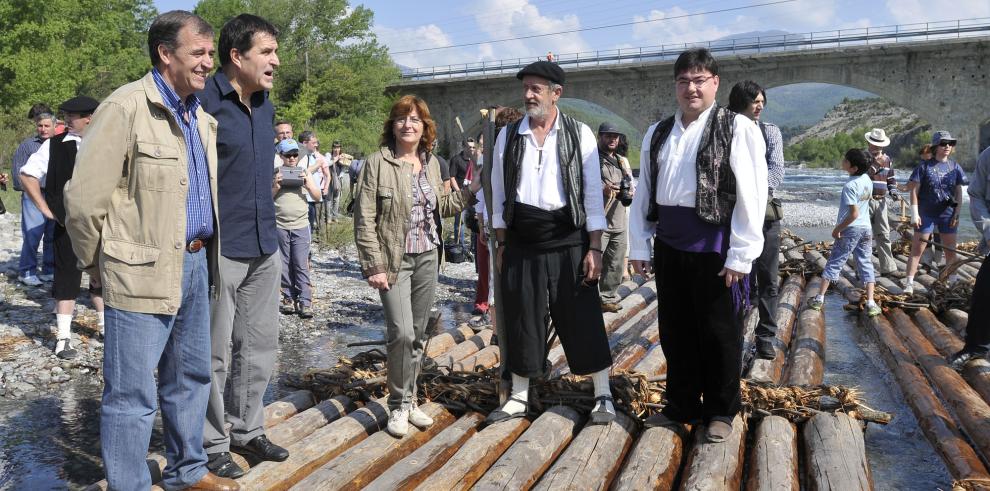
[283,153,300,158]
[394,117,423,126]
[675,75,715,90]
[937,141,956,147]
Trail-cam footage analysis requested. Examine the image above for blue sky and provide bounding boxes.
[154,0,989,68]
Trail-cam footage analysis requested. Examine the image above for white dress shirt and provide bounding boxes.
[20,133,83,188]
[628,105,768,274]
[491,112,606,232]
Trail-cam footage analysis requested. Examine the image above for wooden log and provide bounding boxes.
[631,342,667,377]
[532,411,639,490]
[613,323,660,372]
[237,398,390,491]
[414,417,530,491]
[742,307,759,362]
[748,275,805,383]
[84,389,316,490]
[783,277,826,386]
[289,402,454,491]
[802,412,873,491]
[425,325,476,359]
[861,313,990,482]
[893,254,937,289]
[268,395,354,448]
[679,414,747,490]
[612,424,688,491]
[451,344,500,372]
[473,405,585,491]
[745,415,799,491]
[363,412,484,490]
[432,329,492,371]
[912,309,990,408]
[887,308,990,464]
[941,309,969,337]
[264,389,317,426]
[832,276,862,303]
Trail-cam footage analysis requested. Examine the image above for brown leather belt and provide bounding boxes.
[187,239,204,253]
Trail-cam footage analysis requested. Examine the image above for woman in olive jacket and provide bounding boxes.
[353,95,477,437]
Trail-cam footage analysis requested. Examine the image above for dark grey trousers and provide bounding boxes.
[278,226,312,306]
[204,252,281,454]
[752,219,781,339]
[600,228,628,303]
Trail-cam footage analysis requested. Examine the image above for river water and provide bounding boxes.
[0,167,972,489]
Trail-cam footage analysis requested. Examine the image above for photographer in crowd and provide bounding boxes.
[596,122,634,313]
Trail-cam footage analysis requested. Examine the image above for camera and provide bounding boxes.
[618,175,634,206]
[278,166,305,188]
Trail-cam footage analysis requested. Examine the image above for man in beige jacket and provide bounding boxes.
[64,10,237,491]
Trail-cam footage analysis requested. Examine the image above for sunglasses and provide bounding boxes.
[283,152,300,158]
[937,141,956,147]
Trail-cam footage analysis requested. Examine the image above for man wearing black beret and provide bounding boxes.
[487,60,616,425]
[18,95,104,359]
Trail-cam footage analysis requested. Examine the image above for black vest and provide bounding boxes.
[43,133,78,224]
[501,112,585,230]
[646,105,737,226]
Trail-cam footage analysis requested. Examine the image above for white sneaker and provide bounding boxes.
[948,274,961,284]
[408,404,434,429]
[902,281,914,295]
[19,275,42,287]
[386,408,409,437]
[38,273,54,282]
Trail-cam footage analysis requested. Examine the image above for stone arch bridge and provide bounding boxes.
[392,37,990,165]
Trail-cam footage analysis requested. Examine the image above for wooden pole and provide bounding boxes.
[745,415,799,491]
[432,329,493,373]
[611,424,688,491]
[912,309,990,407]
[473,405,585,490]
[940,309,969,337]
[532,411,639,490]
[801,412,873,491]
[265,390,317,426]
[414,417,530,490]
[748,275,805,383]
[363,412,484,490]
[631,342,667,377]
[267,396,355,448]
[861,313,990,482]
[425,325,476,359]
[679,414,747,490]
[451,344,500,372]
[783,277,826,386]
[236,398,391,491]
[289,402,455,491]
[613,323,660,372]
[887,308,990,464]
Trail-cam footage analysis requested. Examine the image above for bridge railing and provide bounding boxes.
[400,18,990,80]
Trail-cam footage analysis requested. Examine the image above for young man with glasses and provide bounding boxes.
[629,48,768,443]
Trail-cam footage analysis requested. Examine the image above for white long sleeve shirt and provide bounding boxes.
[628,105,768,274]
[491,112,606,232]
[19,133,83,188]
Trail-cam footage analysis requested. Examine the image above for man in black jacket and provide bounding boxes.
[19,96,103,359]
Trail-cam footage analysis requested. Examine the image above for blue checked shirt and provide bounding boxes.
[152,68,215,243]
[12,134,46,190]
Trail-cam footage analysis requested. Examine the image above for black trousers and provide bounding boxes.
[52,224,96,300]
[655,240,743,423]
[500,242,613,378]
[751,219,781,338]
[964,257,990,354]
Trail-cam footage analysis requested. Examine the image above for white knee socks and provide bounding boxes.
[500,374,529,415]
[55,314,72,353]
[591,368,614,412]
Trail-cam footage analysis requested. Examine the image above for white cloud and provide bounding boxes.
[467,0,592,62]
[885,0,990,25]
[630,7,733,44]
[374,24,472,68]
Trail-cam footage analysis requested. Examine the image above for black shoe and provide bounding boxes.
[469,312,491,330]
[231,434,289,462]
[484,396,528,425]
[756,337,776,360]
[297,303,313,319]
[948,350,987,371]
[206,452,246,479]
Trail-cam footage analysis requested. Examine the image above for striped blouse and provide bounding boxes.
[404,167,440,254]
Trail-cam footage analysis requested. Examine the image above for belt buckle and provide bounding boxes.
[187,239,203,253]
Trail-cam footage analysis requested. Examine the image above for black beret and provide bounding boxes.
[59,96,99,114]
[598,121,623,136]
[516,60,565,85]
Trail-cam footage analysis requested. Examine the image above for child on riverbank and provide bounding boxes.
[809,148,882,316]
[273,138,323,319]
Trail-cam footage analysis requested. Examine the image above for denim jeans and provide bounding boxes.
[452,210,465,246]
[822,226,875,285]
[101,249,211,490]
[18,193,54,277]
